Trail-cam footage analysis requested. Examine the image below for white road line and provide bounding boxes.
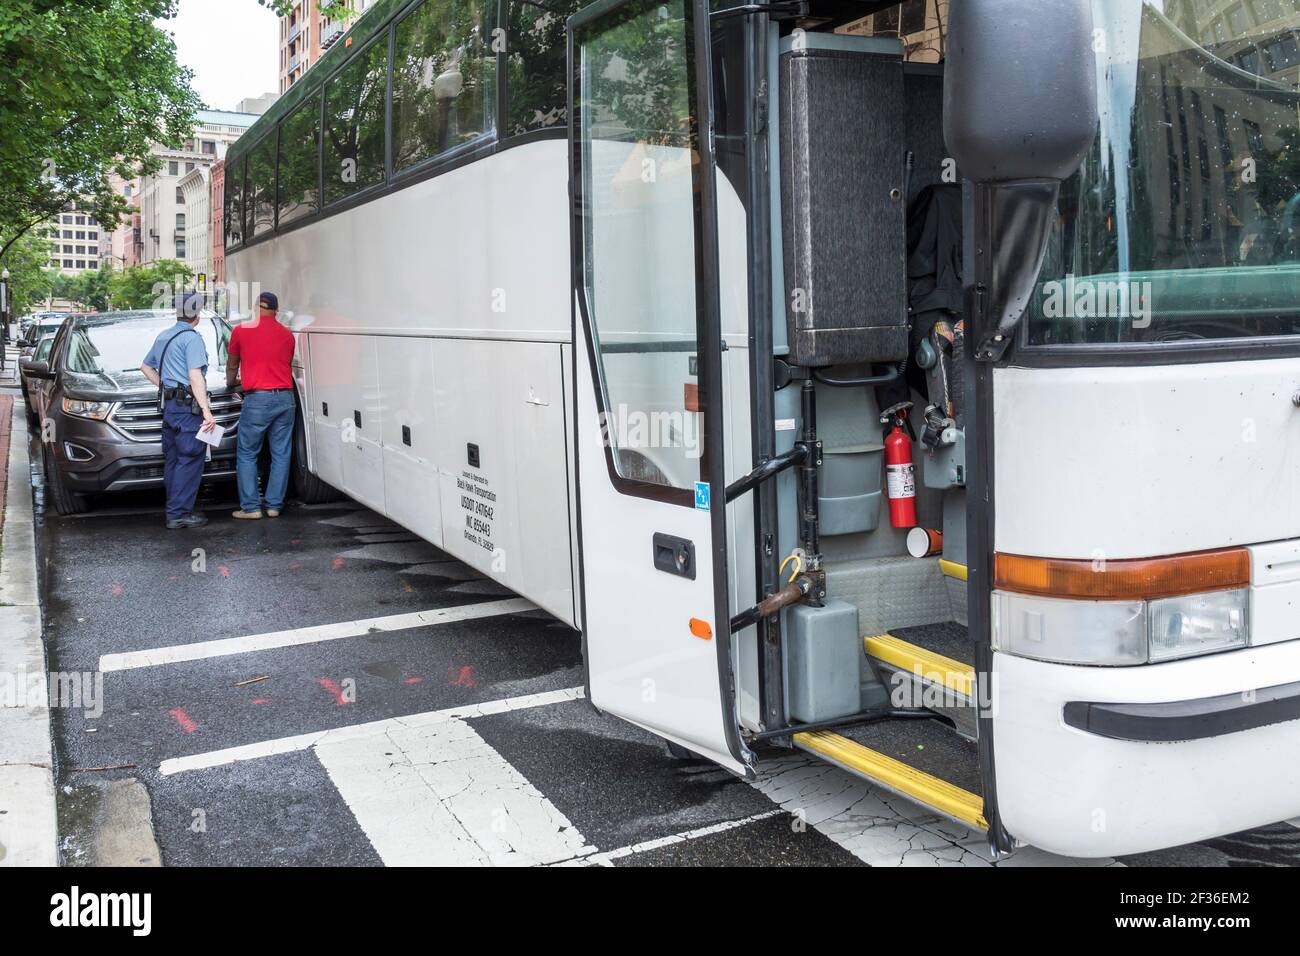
[578,811,784,867]
[317,717,594,866]
[158,686,584,776]
[99,597,535,672]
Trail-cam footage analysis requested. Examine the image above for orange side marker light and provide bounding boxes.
[689,618,713,640]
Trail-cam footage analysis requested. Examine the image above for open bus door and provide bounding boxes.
[567,0,748,773]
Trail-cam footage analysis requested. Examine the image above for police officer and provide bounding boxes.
[140,292,217,529]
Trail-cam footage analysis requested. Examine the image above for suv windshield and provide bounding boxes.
[1028,0,1300,345]
[63,313,230,376]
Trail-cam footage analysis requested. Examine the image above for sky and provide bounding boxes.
[158,0,280,111]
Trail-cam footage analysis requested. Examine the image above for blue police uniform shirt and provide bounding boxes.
[144,321,208,388]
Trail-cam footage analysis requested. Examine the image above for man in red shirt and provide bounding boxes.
[227,292,296,519]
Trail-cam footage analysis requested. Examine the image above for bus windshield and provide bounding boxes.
[1028,0,1300,345]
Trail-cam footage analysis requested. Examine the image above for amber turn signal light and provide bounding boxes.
[994,548,1250,601]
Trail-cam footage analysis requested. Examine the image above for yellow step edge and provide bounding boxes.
[865,634,975,699]
[794,730,988,831]
[938,559,968,582]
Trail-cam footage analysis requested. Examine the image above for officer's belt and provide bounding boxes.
[163,386,196,401]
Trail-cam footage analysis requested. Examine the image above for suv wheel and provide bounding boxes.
[42,441,88,516]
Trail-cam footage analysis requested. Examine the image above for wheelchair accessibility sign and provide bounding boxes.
[695,481,711,511]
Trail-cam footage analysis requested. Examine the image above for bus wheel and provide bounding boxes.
[665,741,703,762]
[291,403,341,504]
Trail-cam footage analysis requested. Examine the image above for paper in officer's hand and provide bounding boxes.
[195,422,225,447]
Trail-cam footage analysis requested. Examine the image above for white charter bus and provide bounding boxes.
[224,0,1300,858]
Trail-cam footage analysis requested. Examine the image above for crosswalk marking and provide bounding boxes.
[99,597,535,672]
[317,718,594,866]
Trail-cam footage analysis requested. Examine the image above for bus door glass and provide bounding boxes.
[569,0,746,771]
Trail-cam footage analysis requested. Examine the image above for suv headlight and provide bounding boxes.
[62,398,114,421]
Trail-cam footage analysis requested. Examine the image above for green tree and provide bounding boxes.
[0,1,201,257]
[108,260,192,310]
[0,232,55,313]
[72,264,115,312]
[264,1,355,21]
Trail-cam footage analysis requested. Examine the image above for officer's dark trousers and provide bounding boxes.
[161,397,206,520]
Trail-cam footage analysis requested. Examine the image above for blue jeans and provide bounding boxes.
[236,390,296,512]
[161,398,206,520]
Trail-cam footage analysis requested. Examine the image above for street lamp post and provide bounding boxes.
[0,267,10,371]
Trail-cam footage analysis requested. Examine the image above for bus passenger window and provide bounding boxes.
[392,0,495,171]
[247,133,277,237]
[504,0,585,138]
[224,157,246,247]
[279,95,321,226]
[324,36,388,204]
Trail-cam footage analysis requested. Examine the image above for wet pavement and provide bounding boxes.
[22,384,1300,867]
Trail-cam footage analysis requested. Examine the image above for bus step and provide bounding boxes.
[793,717,987,832]
[864,623,977,739]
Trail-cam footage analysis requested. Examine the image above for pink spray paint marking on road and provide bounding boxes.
[110,584,124,596]
[217,565,231,578]
[448,666,477,689]
[332,557,345,570]
[318,678,350,706]
[169,707,198,733]
[403,676,424,685]
[250,698,269,706]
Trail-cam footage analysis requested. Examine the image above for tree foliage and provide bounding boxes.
[108,259,192,310]
[263,1,355,21]
[0,233,55,311]
[0,1,201,257]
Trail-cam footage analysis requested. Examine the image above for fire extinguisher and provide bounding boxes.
[881,402,917,529]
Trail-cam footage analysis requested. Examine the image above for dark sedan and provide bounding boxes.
[20,310,243,515]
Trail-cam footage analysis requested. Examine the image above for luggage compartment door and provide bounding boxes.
[569,0,747,772]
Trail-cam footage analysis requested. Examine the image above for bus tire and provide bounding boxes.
[665,741,703,762]
[42,443,88,516]
[291,402,341,504]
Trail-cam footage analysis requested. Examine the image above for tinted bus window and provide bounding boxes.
[247,135,277,237]
[324,37,389,204]
[392,0,495,171]
[505,0,583,137]
[224,157,245,247]
[279,94,321,226]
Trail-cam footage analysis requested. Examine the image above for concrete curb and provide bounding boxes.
[0,401,58,866]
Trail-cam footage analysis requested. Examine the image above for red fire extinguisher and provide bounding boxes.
[881,402,917,529]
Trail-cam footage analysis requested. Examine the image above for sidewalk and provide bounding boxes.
[0,391,58,866]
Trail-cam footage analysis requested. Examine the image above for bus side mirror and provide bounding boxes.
[944,0,1098,360]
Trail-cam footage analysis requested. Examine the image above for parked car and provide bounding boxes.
[19,315,69,353]
[19,333,57,421]
[20,309,243,515]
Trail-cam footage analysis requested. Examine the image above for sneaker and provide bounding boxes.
[232,509,263,520]
[166,513,209,530]
[265,508,281,518]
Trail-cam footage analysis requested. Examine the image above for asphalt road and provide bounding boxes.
[24,397,1300,867]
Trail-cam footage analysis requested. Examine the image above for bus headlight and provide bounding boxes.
[1148,588,1248,662]
[993,591,1148,665]
[994,588,1251,665]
